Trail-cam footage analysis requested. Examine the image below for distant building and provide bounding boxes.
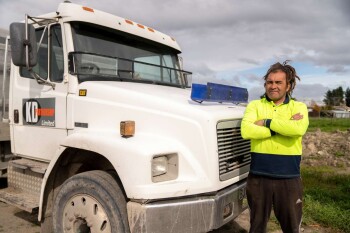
[308,107,320,117]
[331,110,350,118]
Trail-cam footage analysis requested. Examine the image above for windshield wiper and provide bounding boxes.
[77,73,183,87]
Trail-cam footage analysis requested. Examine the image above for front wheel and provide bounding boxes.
[53,170,130,233]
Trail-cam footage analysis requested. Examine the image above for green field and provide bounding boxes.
[301,166,350,233]
[308,117,350,132]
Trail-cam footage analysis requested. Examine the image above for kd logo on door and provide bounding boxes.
[22,98,56,127]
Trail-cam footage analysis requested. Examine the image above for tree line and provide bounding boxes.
[323,86,350,107]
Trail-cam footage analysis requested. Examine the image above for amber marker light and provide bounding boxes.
[137,24,145,29]
[120,121,135,137]
[82,6,94,12]
[125,19,134,25]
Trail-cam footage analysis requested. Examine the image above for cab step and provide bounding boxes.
[0,187,39,213]
[0,158,49,213]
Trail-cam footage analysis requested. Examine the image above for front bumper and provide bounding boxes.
[127,180,247,233]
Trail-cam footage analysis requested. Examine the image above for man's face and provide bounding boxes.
[265,70,290,105]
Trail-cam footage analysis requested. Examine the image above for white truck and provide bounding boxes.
[0,2,251,233]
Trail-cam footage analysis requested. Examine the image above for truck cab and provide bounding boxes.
[0,2,250,233]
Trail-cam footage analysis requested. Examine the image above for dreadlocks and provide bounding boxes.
[263,60,300,96]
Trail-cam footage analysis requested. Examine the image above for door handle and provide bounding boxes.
[14,110,19,123]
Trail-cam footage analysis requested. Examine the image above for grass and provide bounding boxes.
[308,117,350,132]
[335,151,345,157]
[301,166,350,233]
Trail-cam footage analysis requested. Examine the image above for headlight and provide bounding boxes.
[151,154,178,182]
[152,156,168,177]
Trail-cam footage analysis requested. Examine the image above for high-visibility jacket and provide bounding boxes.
[241,95,309,178]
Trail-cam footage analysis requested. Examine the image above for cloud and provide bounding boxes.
[293,84,329,101]
[327,65,348,74]
[1,0,349,101]
[238,58,260,66]
[248,86,264,101]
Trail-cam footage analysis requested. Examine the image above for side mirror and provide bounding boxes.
[9,23,37,67]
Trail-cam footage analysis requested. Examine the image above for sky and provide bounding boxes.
[1,0,350,103]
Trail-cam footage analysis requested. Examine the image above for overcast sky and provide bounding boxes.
[1,0,349,103]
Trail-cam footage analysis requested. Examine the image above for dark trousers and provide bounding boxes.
[246,174,303,233]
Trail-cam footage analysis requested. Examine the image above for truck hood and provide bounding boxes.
[70,81,249,199]
[76,81,246,122]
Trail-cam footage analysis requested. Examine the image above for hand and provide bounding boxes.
[291,113,303,120]
[254,119,265,126]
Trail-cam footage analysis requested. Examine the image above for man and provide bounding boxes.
[241,61,309,233]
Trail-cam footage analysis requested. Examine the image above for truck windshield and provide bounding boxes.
[70,22,190,87]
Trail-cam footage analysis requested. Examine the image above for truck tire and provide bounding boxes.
[53,170,130,233]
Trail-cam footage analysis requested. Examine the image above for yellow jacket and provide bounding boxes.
[241,95,309,178]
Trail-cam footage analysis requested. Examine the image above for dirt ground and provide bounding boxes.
[302,129,350,169]
[0,131,348,233]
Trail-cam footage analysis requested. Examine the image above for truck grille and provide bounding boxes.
[217,120,251,181]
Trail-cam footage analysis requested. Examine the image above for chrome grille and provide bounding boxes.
[217,120,251,181]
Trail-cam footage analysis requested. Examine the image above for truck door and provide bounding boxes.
[11,23,67,161]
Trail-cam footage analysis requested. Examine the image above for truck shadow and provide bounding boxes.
[14,210,40,226]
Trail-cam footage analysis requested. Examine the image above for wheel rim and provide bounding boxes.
[62,194,111,233]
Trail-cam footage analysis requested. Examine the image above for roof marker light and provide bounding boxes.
[125,19,134,25]
[147,28,155,32]
[171,37,176,41]
[137,24,145,29]
[82,6,94,13]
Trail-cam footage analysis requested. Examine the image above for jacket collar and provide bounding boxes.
[262,94,290,105]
